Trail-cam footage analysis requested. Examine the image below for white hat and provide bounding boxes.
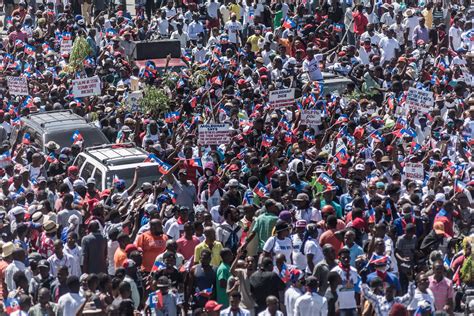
[435,193,446,203]
[2,242,15,257]
[73,179,86,188]
[228,179,239,187]
[11,206,26,216]
[144,203,158,213]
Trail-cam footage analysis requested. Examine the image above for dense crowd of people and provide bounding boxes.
[0,0,472,315]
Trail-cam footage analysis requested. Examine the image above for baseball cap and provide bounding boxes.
[204,300,223,312]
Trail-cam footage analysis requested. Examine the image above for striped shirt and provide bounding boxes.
[361,282,415,316]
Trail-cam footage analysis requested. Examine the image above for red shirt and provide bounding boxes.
[319,229,343,254]
[352,12,368,35]
[176,236,200,260]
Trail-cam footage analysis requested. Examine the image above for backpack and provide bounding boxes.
[221,224,241,253]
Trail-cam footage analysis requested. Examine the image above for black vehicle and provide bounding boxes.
[10,110,110,151]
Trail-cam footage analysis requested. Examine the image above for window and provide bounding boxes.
[74,155,86,168]
[81,162,95,181]
[94,169,103,190]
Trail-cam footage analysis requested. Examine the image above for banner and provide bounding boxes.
[72,76,101,97]
[198,124,231,145]
[60,40,73,54]
[404,162,424,181]
[7,76,28,96]
[269,88,295,109]
[301,109,322,127]
[406,88,434,114]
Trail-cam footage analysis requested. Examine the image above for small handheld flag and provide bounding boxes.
[71,130,84,145]
[253,182,269,198]
[151,261,166,272]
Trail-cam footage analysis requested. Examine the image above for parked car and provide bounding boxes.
[73,143,161,191]
[10,110,109,151]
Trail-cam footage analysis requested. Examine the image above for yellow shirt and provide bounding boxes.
[194,241,223,267]
[422,9,433,29]
[247,34,263,52]
[228,4,242,21]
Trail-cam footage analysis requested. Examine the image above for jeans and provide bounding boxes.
[339,308,357,316]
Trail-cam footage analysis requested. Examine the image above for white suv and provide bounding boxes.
[73,143,161,191]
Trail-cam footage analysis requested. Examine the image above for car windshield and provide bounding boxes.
[44,129,109,149]
[105,164,161,189]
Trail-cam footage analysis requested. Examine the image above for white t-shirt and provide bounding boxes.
[379,37,400,63]
[302,54,323,81]
[207,1,219,19]
[449,26,462,50]
[170,31,189,49]
[57,293,85,316]
[263,236,293,263]
[403,16,419,40]
[304,239,324,274]
[291,234,305,270]
[156,18,169,37]
[220,4,230,23]
[224,20,243,44]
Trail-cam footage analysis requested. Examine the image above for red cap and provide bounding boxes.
[204,300,223,312]
[229,164,239,172]
[258,67,268,74]
[352,217,365,230]
[67,166,79,175]
[237,79,246,86]
[125,244,143,254]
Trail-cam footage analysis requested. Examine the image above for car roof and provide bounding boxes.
[82,144,152,166]
[22,110,94,132]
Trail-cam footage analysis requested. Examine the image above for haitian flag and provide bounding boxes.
[454,179,467,193]
[261,135,274,147]
[369,130,385,143]
[151,260,166,272]
[46,152,58,164]
[22,133,31,144]
[164,112,180,123]
[335,148,349,164]
[157,159,172,175]
[24,44,35,56]
[335,114,349,124]
[164,188,177,203]
[112,175,121,185]
[316,173,335,189]
[282,17,296,29]
[71,130,84,144]
[194,287,213,298]
[148,290,164,310]
[188,158,202,168]
[333,23,343,32]
[303,131,315,144]
[278,117,291,130]
[253,182,269,198]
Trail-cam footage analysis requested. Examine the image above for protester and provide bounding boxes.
[0,0,471,315]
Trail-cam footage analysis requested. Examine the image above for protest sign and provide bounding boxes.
[269,88,295,109]
[404,162,424,181]
[406,88,434,114]
[7,76,28,96]
[126,91,143,111]
[72,76,101,97]
[301,109,322,127]
[198,124,231,145]
[60,40,73,54]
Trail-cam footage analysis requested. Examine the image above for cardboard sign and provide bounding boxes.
[198,124,231,145]
[269,88,295,109]
[301,109,322,127]
[126,91,143,111]
[406,88,434,114]
[130,76,140,91]
[404,162,424,181]
[72,76,101,97]
[7,76,28,96]
[60,40,73,54]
